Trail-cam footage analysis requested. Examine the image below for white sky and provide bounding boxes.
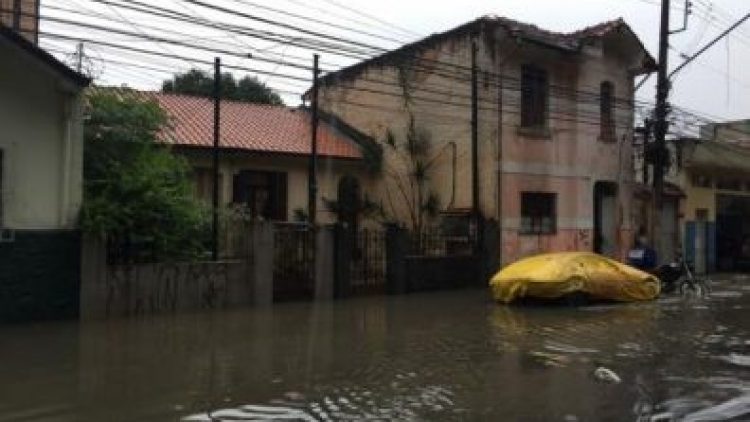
[39,0,750,122]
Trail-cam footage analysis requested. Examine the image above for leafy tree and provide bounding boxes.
[162,69,284,105]
[81,90,209,261]
[381,115,440,235]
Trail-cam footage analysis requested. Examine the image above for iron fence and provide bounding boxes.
[408,228,474,257]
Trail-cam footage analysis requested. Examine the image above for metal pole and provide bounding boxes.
[652,0,671,247]
[212,57,221,261]
[669,12,750,79]
[76,42,84,73]
[308,54,320,226]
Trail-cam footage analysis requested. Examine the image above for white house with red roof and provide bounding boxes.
[146,92,378,224]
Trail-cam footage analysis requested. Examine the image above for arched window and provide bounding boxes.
[600,81,615,141]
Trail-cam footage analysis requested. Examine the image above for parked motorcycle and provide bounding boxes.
[628,249,711,297]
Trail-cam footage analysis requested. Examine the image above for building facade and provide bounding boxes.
[315,16,655,265]
[0,24,89,320]
[670,139,750,273]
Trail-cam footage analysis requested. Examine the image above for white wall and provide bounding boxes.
[181,150,369,225]
[0,39,84,230]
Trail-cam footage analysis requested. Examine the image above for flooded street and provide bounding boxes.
[1,279,750,421]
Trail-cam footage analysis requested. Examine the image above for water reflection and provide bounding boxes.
[0,282,749,420]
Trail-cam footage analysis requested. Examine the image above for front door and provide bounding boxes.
[594,182,618,257]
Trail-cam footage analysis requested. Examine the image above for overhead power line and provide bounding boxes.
[669,12,750,78]
[32,5,652,112]
[49,0,655,105]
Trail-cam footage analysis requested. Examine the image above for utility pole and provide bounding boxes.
[75,42,84,73]
[652,0,671,247]
[212,57,221,261]
[308,54,320,226]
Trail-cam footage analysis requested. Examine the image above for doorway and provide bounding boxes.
[694,209,708,274]
[594,181,617,257]
[716,194,750,271]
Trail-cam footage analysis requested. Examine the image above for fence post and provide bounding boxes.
[252,222,274,306]
[481,219,501,286]
[315,225,335,301]
[332,223,352,298]
[386,224,408,294]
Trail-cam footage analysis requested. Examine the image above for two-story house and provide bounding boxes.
[316,16,655,265]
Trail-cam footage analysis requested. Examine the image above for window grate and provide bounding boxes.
[520,192,557,235]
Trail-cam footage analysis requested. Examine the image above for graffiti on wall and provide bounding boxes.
[103,262,233,317]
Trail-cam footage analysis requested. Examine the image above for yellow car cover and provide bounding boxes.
[490,252,660,303]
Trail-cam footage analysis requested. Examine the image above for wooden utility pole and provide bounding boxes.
[308,54,320,226]
[651,0,671,247]
[75,42,84,73]
[212,57,221,261]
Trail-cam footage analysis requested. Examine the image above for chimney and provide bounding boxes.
[2,0,39,44]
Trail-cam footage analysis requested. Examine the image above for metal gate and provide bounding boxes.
[349,229,386,295]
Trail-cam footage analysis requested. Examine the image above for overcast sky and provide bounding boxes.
[41,0,750,122]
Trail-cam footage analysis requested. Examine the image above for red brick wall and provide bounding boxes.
[0,0,38,44]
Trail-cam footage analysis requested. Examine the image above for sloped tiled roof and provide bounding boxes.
[319,15,655,87]
[146,92,364,159]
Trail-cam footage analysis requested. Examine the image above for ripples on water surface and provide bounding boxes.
[0,277,749,420]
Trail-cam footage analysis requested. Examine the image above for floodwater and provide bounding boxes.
[2,279,750,421]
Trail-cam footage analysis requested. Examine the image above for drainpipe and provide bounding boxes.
[496,70,504,264]
[448,141,457,209]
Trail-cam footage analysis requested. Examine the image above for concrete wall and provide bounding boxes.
[80,234,263,319]
[178,149,370,225]
[318,27,645,264]
[0,37,84,230]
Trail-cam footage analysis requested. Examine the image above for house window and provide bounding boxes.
[600,81,615,141]
[521,65,549,128]
[691,174,712,188]
[193,167,223,204]
[520,192,557,235]
[232,170,287,221]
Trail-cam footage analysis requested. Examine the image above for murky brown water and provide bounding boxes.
[1,278,750,421]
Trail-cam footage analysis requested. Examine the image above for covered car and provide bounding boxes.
[490,252,660,304]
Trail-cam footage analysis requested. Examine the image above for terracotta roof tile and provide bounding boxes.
[145,92,363,159]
